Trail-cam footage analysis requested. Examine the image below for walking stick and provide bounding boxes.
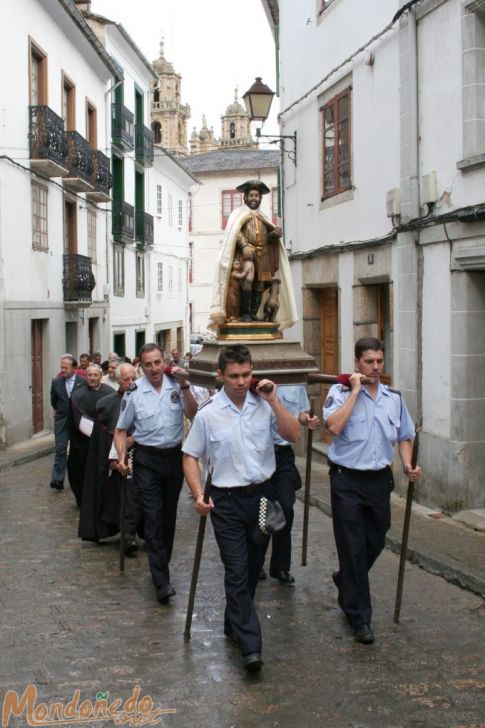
[184,469,213,640]
[119,453,129,573]
[393,420,422,623]
[301,398,315,566]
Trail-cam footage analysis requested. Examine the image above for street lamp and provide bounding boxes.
[242,77,297,165]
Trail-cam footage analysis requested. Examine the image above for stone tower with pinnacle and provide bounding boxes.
[150,40,190,157]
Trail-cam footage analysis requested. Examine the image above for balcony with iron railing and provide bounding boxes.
[63,131,94,192]
[29,105,69,177]
[63,254,95,304]
[135,210,154,246]
[112,103,134,150]
[135,124,154,167]
[87,150,112,203]
[112,200,135,244]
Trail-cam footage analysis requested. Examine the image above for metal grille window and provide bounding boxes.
[221,190,242,229]
[113,244,124,296]
[271,187,279,225]
[157,261,163,292]
[156,184,162,216]
[32,182,48,251]
[87,208,97,263]
[178,199,183,229]
[321,87,352,199]
[168,264,173,295]
[168,192,173,227]
[136,252,145,297]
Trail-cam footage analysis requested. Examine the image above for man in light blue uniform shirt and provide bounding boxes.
[183,344,301,673]
[114,343,197,604]
[323,337,421,645]
[263,385,320,585]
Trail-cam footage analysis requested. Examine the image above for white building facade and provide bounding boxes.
[263,0,485,512]
[0,0,116,445]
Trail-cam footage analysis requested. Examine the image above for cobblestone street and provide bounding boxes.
[0,455,484,728]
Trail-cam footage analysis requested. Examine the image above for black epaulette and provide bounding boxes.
[127,382,138,394]
[384,385,401,396]
[198,397,213,411]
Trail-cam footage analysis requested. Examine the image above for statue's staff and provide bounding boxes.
[184,468,213,640]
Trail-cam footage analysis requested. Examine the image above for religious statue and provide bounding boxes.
[209,180,298,331]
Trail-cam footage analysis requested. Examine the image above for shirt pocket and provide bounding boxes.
[384,414,400,443]
[137,407,156,434]
[209,429,233,460]
[344,414,367,442]
[252,421,271,452]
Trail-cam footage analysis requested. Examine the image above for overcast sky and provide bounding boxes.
[90,0,280,138]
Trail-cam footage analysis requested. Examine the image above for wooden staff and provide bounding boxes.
[184,469,213,640]
[119,453,129,573]
[301,398,315,566]
[393,420,422,623]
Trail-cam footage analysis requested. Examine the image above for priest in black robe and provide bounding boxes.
[78,363,139,543]
[67,364,112,508]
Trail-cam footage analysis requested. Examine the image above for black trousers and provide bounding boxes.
[269,446,301,574]
[133,445,183,589]
[51,426,69,483]
[330,463,393,628]
[210,486,270,657]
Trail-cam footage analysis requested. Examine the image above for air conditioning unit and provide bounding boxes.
[421,171,438,204]
[386,188,401,217]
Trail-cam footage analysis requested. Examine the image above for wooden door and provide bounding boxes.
[320,288,339,444]
[31,320,44,433]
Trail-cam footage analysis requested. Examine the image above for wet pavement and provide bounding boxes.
[0,452,484,728]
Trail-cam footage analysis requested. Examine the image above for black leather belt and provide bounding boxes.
[275,444,292,451]
[135,443,181,456]
[329,460,390,477]
[212,480,270,495]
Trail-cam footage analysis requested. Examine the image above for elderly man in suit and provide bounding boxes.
[50,354,86,491]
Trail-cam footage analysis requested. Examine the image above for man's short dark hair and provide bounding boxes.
[355,337,384,359]
[61,353,77,367]
[139,342,163,361]
[79,353,90,360]
[218,344,252,373]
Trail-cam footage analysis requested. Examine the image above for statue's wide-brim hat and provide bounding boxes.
[236,180,271,195]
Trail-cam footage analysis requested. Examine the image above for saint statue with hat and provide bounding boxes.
[208,179,298,331]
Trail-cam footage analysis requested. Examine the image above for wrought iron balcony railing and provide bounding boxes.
[64,131,94,191]
[63,254,95,303]
[135,124,154,166]
[112,200,135,243]
[29,106,68,176]
[87,150,112,202]
[135,210,154,245]
[111,103,134,150]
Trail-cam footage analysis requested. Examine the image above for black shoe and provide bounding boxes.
[353,624,374,644]
[50,480,64,491]
[156,584,176,604]
[243,653,263,673]
[124,536,138,556]
[259,568,267,581]
[270,570,295,586]
[224,628,240,649]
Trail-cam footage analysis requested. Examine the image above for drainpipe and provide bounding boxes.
[406,4,423,421]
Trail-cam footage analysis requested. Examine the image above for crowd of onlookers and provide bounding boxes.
[62,348,194,387]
